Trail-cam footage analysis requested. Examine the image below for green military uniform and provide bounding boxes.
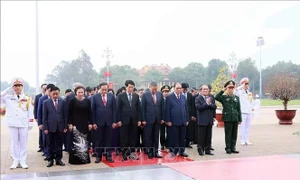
[215,81,242,154]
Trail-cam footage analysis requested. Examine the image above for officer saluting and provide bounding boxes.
[215,80,242,154]
[0,77,34,169]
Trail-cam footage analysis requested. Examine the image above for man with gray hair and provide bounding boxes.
[141,81,164,159]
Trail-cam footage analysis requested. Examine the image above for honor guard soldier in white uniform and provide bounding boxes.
[234,77,254,146]
[0,77,34,169]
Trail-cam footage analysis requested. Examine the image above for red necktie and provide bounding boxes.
[152,93,156,105]
[102,95,106,106]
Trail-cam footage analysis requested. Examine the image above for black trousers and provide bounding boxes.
[48,130,63,161]
[120,118,138,157]
[137,126,144,148]
[186,120,196,145]
[95,125,113,158]
[160,123,167,147]
[168,125,186,154]
[224,122,238,151]
[197,125,212,153]
[144,122,160,155]
[63,130,72,152]
[39,129,43,149]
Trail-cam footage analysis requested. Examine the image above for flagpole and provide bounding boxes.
[35,0,40,94]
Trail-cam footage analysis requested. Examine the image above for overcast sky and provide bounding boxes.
[1,1,300,87]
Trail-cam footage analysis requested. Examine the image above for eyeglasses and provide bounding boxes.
[228,86,235,89]
[245,83,249,85]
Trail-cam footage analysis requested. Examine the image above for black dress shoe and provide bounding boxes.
[42,153,45,156]
[148,155,154,159]
[44,157,49,161]
[198,151,204,156]
[205,151,214,155]
[185,145,193,148]
[92,153,96,157]
[106,157,114,163]
[121,156,128,161]
[161,146,165,150]
[37,149,43,152]
[95,157,101,163]
[47,160,53,167]
[210,147,215,151]
[56,160,65,166]
[231,150,239,154]
[155,154,163,158]
[179,153,188,157]
[226,150,232,154]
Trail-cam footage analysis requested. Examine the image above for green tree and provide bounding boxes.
[262,61,300,95]
[205,59,228,84]
[143,69,164,82]
[183,62,205,88]
[236,58,259,94]
[168,67,186,84]
[45,50,99,92]
[99,65,140,89]
[211,66,231,108]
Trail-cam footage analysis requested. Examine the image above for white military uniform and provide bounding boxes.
[234,78,254,145]
[0,78,34,169]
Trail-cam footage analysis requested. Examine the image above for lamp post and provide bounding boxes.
[257,37,264,98]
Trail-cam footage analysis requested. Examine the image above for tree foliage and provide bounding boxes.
[264,73,300,110]
[211,66,231,108]
[99,65,140,89]
[236,58,259,94]
[205,59,228,84]
[45,50,99,91]
[143,68,164,82]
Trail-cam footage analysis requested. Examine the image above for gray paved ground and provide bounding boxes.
[1,106,300,175]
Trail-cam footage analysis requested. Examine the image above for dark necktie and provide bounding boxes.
[128,93,132,106]
[54,99,58,110]
[246,90,248,94]
[17,95,20,99]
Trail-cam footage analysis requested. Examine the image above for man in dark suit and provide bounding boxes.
[160,85,171,150]
[117,80,141,161]
[181,83,194,148]
[165,82,189,157]
[141,81,164,159]
[34,83,47,152]
[43,86,67,167]
[195,85,216,156]
[63,82,82,152]
[91,82,116,163]
[191,87,200,145]
[37,84,55,160]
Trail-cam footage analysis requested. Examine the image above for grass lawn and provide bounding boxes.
[261,99,300,106]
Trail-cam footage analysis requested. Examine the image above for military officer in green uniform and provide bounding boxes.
[215,80,242,154]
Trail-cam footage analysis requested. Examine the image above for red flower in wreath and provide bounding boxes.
[20,99,27,102]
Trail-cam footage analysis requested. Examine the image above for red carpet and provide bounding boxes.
[102,150,193,167]
[163,155,300,180]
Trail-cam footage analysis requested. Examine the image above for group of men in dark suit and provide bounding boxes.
[34,80,225,166]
